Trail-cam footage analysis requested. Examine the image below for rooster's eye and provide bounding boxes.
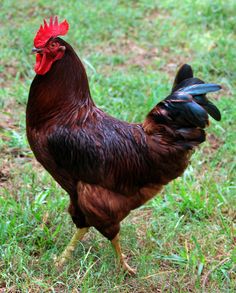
[50,42,56,48]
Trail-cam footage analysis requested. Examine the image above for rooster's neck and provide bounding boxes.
[27,43,95,129]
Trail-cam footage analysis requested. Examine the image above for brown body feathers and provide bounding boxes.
[27,38,221,241]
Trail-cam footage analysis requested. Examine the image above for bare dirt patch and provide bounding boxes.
[0,59,20,88]
[207,134,223,151]
[94,39,159,69]
[0,112,17,130]
[90,38,190,78]
[0,169,11,185]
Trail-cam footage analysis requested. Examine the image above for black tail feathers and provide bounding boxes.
[172,64,194,92]
[162,64,222,129]
[144,64,221,146]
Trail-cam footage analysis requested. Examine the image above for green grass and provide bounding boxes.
[0,0,235,292]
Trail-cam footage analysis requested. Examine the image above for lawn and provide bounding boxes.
[0,0,235,292]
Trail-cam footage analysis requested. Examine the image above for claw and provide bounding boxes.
[111,234,136,275]
[122,260,137,275]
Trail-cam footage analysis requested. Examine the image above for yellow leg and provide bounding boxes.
[55,227,89,268]
[111,234,136,275]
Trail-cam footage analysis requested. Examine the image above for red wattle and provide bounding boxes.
[34,53,54,75]
[34,51,65,75]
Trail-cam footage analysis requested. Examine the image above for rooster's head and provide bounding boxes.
[33,16,69,75]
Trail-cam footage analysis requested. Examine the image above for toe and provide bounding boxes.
[122,261,136,275]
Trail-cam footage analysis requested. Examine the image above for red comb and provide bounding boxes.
[34,16,69,47]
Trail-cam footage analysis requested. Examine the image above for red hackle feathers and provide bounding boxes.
[34,16,69,48]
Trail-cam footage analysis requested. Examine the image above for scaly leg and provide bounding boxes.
[111,234,136,275]
[55,227,89,268]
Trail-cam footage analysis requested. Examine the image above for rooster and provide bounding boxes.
[26,17,221,274]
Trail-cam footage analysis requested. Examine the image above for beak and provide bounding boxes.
[32,47,43,54]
